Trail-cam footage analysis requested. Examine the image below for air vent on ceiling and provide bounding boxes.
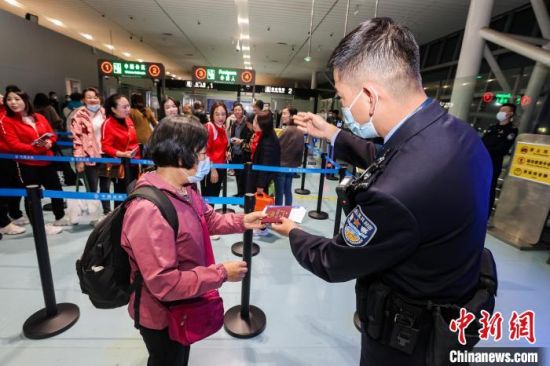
[277,42,288,45]
[185,53,194,57]
[162,32,173,36]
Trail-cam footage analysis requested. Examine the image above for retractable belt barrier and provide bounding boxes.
[0,154,339,174]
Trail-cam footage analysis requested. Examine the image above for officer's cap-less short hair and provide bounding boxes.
[328,17,422,94]
[147,116,208,169]
[501,103,516,114]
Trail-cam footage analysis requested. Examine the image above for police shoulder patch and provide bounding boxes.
[342,206,377,247]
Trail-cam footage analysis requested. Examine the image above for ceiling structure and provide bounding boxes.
[0,0,530,85]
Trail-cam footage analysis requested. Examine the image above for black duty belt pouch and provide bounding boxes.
[357,281,391,339]
[426,248,498,366]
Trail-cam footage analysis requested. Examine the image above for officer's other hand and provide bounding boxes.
[222,261,248,282]
[243,211,267,230]
[271,217,298,237]
[294,112,338,140]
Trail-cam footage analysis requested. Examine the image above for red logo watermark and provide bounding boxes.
[449,309,536,345]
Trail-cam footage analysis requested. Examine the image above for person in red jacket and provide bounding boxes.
[2,90,71,235]
[101,94,141,207]
[200,102,229,199]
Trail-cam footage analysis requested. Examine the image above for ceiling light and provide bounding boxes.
[240,34,249,40]
[166,71,171,75]
[353,4,360,16]
[137,58,144,62]
[237,17,249,24]
[104,44,115,50]
[304,55,312,62]
[80,33,94,40]
[241,46,250,51]
[243,54,250,59]
[122,52,131,57]
[5,0,23,8]
[47,17,64,27]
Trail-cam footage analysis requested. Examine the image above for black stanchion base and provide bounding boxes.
[231,241,260,257]
[215,208,236,214]
[308,210,329,220]
[326,174,339,181]
[293,173,301,179]
[224,305,266,339]
[23,303,80,339]
[353,311,362,332]
[294,188,311,195]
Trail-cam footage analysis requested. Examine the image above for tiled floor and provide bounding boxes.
[0,174,548,365]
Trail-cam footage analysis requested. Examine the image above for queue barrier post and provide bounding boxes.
[333,167,347,237]
[295,142,311,195]
[224,193,266,338]
[232,162,260,257]
[326,144,339,181]
[215,167,235,214]
[23,185,80,339]
[308,153,329,220]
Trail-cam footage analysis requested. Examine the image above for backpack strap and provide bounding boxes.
[124,185,179,329]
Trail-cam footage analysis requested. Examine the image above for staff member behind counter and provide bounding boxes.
[271,17,495,366]
[482,103,518,218]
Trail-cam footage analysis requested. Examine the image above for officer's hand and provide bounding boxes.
[294,112,338,140]
[271,217,298,237]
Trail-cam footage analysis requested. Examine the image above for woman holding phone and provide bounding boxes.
[101,94,141,206]
[2,90,71,234]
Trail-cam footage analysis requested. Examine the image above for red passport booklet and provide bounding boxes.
[261,206,292,224]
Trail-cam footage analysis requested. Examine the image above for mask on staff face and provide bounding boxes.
[341,89,379,139]
[87,104,101,113]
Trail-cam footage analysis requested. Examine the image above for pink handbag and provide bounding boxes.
[166,189,224,345]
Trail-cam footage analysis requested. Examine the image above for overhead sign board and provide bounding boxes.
[98,59,165,79]
[192,66,255,85]
[264,86,294,95]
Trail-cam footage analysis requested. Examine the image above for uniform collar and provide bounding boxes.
[382,99,446,152]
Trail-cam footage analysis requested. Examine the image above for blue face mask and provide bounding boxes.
[187,157,211,184]
[341,89,379,139]
[86,104,101,113]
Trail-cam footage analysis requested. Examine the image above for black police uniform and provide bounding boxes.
[481,122,518,215]
[288,99,492,366]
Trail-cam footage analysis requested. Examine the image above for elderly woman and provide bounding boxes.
[121,116,265,366]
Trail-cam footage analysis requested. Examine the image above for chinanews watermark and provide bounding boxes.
[447,308,545,365]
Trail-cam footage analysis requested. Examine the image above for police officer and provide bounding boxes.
[482,103,518,217]
[271,18,492,366]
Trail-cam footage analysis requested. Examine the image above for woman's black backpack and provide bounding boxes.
[75,185,178,309]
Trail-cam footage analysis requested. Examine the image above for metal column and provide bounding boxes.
[519,0,550,133]
[449,0,494,121]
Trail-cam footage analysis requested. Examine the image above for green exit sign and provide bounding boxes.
[98,59,165,79]
[193,66,255,85]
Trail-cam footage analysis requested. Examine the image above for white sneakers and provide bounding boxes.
[11,216,30,226]
[253,228,270,237]
[53,217,73,227]
[0,223,26,235]
[45,223,63,235]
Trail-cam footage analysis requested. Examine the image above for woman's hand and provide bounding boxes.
[222,261,248,282]
[243,211,267,230]
[271,217,299,237]
[75,162,85,173]
[256,187,264,195]
[115,150,133,158]
[210,168,219,183]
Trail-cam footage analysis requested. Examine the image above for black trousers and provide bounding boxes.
[231,154,248,195]
[488,157,503,218]
[18,164,65,221]
[139,326,190,366]
[0,159,23,227]
[200,168,226,199]
[83,164,112,214]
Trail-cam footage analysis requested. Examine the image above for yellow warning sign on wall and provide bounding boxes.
[509,142,550,186]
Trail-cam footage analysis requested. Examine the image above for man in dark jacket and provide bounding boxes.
[272,17,492,365]
[482,103,518,216]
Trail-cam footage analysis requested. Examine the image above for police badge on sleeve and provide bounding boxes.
[342,206,377,247]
